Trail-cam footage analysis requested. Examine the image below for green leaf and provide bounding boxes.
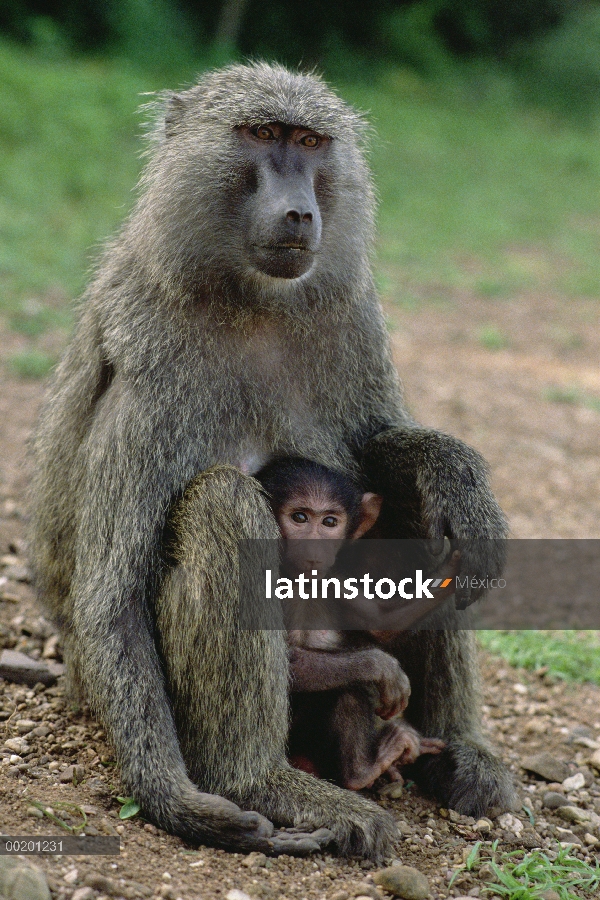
[118,798,141,819]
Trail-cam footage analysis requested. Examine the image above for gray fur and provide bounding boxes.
[29,62,514,858]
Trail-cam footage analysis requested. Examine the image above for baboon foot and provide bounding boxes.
[406,739,517,818]
[246,765,398,862]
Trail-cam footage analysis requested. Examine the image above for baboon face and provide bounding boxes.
[236,123,329,279]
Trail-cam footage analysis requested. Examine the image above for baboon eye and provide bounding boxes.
[322,516,338,527]
[291,512,308,523]
[301,134,320,148]
[254,125,275,141]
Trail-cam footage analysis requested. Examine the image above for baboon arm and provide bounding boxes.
[360,426,507,603]
[290,646,410,718]
[29,305,111,607]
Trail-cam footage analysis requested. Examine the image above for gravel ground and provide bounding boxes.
[1,288,599,899]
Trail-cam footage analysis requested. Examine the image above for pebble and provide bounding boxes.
[474,818,492,833]
[83,873,114,894]
[589,749,600,771]
[72,889,94,900]
[373,865,430,899]
[542,791,569,809]
[15,720,36,735]
[226,892,252,900]
[0,649,63,687]
[63,869,78,885]
[4,737,29,755]
[25,806,44,819]
[521,752,569,783]
[557,806,593,825]
[331,892,349,900]
[497,813,523,836]
[377,782,404,799]
[0,857,51,900]
[562,772,585,791]
[59,764,85,785]
[242,851,267,868]
[584,833,598,845]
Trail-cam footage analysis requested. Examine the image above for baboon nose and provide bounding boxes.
[286,209,313,225]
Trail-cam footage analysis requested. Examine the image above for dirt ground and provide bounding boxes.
[0,287,599,900]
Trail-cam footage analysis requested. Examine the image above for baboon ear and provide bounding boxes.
[164,94,187,138]
[352,492,383,540]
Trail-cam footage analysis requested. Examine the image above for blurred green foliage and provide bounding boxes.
[2,34,600,346]
[0,0,594,98]
[479,631,600,684]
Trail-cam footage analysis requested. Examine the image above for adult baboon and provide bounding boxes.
[30,62,514,859]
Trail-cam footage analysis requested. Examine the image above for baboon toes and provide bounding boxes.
[408,740,517,818]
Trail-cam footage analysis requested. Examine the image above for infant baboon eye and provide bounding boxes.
[301,134,319,148]
[322,516,338,527]
[254,125,275,141]
[291,511,308,523]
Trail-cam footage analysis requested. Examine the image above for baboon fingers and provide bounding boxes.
[267,827,335,856]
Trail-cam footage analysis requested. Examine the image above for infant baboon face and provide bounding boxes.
[277,488,348,576]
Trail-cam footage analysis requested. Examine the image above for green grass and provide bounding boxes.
[8,348,57,379]
[1,40,600,372]
[478,631,600,685]
[0,41,159,329]
[454,842,600,900]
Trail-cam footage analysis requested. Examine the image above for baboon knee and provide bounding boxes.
[170,465,280,564]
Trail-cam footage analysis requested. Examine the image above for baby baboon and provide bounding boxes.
[30,63,514,859]
[257,456,446,790]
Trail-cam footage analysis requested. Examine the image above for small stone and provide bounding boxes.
[4,564,31,582]
[125,883,152,899]
[63,869,79,885]
[31,725,50,738]
[589,749,600,771]
[42,635,59,660]
[26,806,44,819]
[83,873,114,894]
[474,818,492,833]
[377,782,404,799]
[331,892,349,900]
[59,764,85,785]
[5,738,29,754]
[497,813,523,836]
[0,650,63,687]
[584,833,598,846]
[15,720,36,735]
[0,859,51,900]
[373,865,430,900]
[543,791,569,809]
[242,852,267,868]
[352,887,381,900]
[226,892,252,900]
[477,864,495,881]
[72,889,94,900]
[521,753,569,783]
[557,806,592,825]
[156,887,176,900]
[562,773,585,792]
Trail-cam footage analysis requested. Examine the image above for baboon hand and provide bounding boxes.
[368,648,411,719]
[362,428,508,606]
[267,826,335,856]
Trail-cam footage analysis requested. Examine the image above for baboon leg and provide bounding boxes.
[395,630,517,817]
[332,690,424,792]
[158,466,398,861]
